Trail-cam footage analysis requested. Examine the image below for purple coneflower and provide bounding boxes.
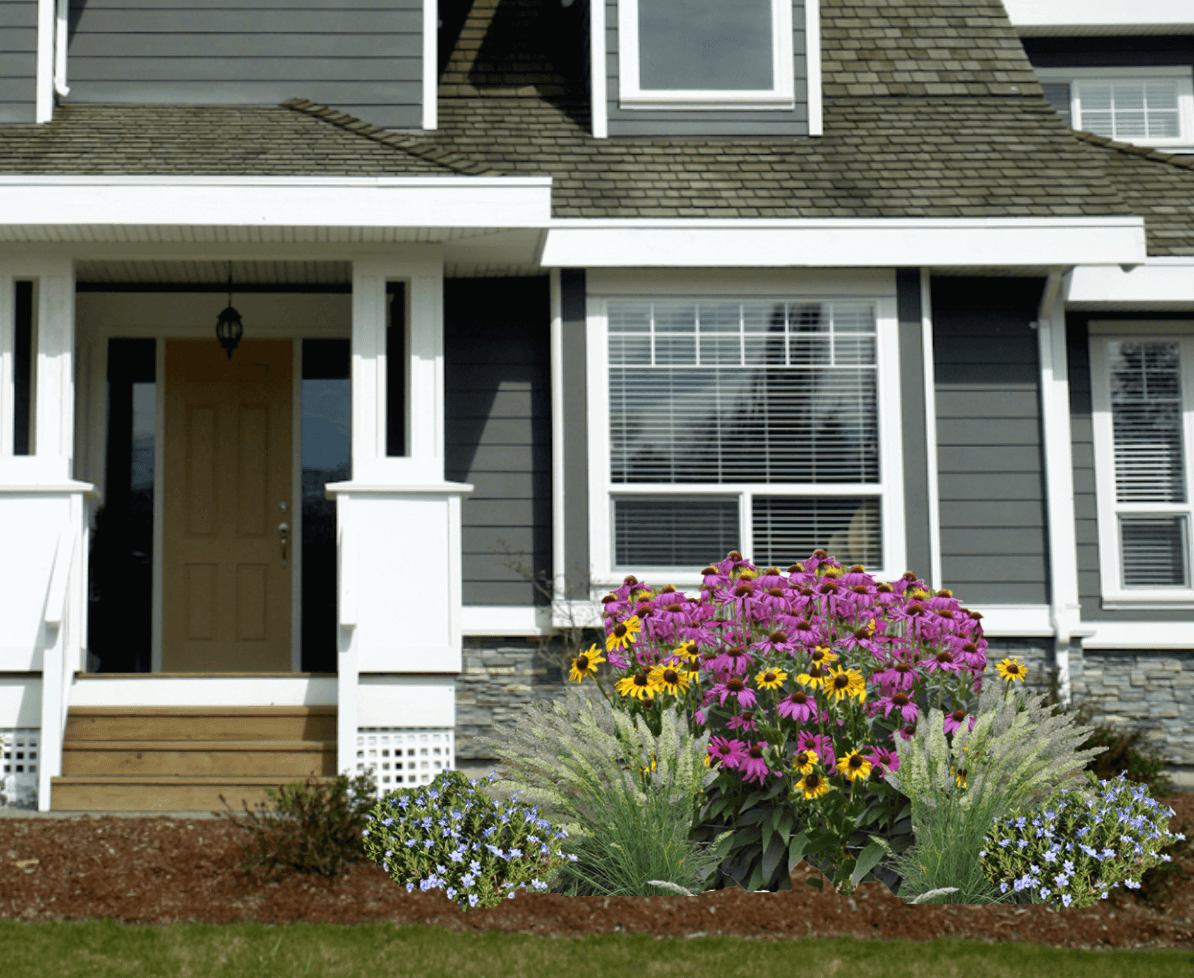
[739,741,774,785]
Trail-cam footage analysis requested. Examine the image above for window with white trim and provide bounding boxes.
[1090,329,1194,606]
[1037,67,1194,152]
[590,296,902,584]
[617,0,795,109]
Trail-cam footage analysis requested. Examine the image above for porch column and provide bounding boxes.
[331,251,471,789]
[0,258,92,811]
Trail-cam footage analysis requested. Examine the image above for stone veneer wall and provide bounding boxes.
[453,637,1194,786]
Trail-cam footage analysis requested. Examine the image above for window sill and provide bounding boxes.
[618,96,795,112]
[1101,595,1194,611]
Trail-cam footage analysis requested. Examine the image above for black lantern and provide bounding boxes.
[215,265,244,359]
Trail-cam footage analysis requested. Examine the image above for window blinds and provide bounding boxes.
[608,301,879,484]
[1109,341,1189,588]
[752,496,881,569]
[1081,81,1181,140]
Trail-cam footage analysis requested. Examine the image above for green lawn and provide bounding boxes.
[0,920,1190,978]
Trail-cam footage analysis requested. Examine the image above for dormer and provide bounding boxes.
[589,0,821,138]
[5,0,438,129]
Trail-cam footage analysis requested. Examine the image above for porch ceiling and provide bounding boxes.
[76,259,351,286]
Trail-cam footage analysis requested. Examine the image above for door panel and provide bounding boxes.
[163,340,292,672]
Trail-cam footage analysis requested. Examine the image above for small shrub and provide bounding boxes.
[979,775,1185,909]
[362,770,573,909]
[215,770,378,878]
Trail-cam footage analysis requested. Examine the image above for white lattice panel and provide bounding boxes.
[1,729,38,809]
[356,727,454,797]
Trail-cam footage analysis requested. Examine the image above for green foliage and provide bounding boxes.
[980,775,1185,909]
[1080,724,1176,795]
[362,770,572,909]
[215,770,377,878]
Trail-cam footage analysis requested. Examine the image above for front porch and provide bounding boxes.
[0,194,550,809]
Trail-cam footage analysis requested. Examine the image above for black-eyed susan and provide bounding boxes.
[836,750,873,782]
[605,615,642,652]
[996,657,1027,683]
[674,641,700,662]
[649,662,692,697]
[808,645,839,666]
[826,665,867,704]
[791,749,818,775]
[952,766,968,789]
[615,670,657,701]
[796,663,829,690]
[568,644,605,683]
[755,667,788,690]
[796,770,831,800]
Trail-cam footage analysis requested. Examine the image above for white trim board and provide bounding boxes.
[0,177,553,231]
[69,675,338,707]
[1003,1,1194,35]
[1083,621,1194,650]
[460,605,552,637]
[422,0,437,131]
[805,0,822,136]
[540,218,1147,268]
[1068,261,1194,309]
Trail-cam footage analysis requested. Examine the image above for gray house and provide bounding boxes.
[0,0,1192,812]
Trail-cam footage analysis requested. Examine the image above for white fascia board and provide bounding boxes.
[0,176,553,230]
[1083,621,1194,650]
[539,218,1147,268]
[1068,259,1194,308]
[460,605,552,637]
[1003,1,1194,35]
[69,675,338,707]
[963,605,1056,638]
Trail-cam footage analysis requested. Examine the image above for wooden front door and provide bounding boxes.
[162,340,293,672]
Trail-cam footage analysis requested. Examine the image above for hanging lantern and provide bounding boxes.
[215,264,243,359]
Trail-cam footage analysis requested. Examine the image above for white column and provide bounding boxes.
[35,262,75,476]
[0,275,12,457]
[333,250,469,783]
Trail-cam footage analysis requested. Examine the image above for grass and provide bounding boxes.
[0,920,1191,978]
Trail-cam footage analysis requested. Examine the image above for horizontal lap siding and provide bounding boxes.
[605,0,808,136]
[445,277,552,608]
[1068,313,1194,622]
[0,1,37,123]
[66,0,422,129]
[932,277,1049,606]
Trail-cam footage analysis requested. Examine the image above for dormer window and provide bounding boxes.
[1037,67,1194,153]
[618,0,795,110]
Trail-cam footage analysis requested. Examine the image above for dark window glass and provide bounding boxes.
[90,338,156,673]
[614,497,739,568]
[638,0,773,91]
[386,282,406,457]
[302,339,351,673]
[12,281,32,455]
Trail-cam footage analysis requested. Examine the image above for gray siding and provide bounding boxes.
[1067,313,1194,622]
[445,277,552,606]
[897,268,932,583]
[560,269,590,597]
[66,0,423,129]
[932,277,1050,605]
[0,1,37,124]
[605,0,808,137]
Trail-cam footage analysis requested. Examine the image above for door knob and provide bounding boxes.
[278,522,290,566]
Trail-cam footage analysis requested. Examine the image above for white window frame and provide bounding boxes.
[1089,322,1194,609]
[1036,66,1194,152]
[617,0,795,110]
[585,285,904,588]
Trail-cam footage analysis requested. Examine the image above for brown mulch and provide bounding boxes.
[0,795,1192,950]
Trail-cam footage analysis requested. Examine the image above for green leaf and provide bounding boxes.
[731,824,761,850]
[760,814,774,857]
[787,830,811,871]
[805,876,823,891]
[746,860,767,892]
[761,831,787,886]
[850,838,887,887]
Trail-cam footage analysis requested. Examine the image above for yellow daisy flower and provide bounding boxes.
[791,749,818,775]
[836,750,873,782]
[796,664,829,690]
[605,615,642,652]
[674,641,699,661]
[808,645,839,666]
[615,670,657,701]
[996,657,1027,683]
[649,662,692,697]
[568,644,605,683]
[796,770,831,800]
[952,766,968,789]
[755,667,788,690]
[826,666,867,704]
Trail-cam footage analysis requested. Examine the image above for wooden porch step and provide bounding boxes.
[64,706,337,743]
[50,775,341,813]
[61,740,337,777]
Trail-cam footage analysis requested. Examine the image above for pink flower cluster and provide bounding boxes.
[600,550,988,792]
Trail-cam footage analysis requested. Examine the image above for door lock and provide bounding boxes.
[278,522,290,566]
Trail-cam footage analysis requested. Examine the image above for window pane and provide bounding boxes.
[614,497,739,568]
[1109,341,1185,503]
[609,301,879,484]
[1041,82,1072,127]
[1080,80,1183,140]
[637,0,773,91]
[752,496,882,569]
[1120,515,1188,587]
